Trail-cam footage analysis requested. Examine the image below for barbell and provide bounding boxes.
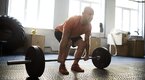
[7,46,112,78]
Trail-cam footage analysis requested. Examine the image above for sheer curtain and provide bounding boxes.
[8,0,55,29]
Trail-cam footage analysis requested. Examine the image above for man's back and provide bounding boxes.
[55,16,91,38]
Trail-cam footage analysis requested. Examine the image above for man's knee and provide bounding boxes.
[68,41,72,47]
[77,41,86,49]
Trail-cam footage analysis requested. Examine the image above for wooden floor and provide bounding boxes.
[0,54,145,80]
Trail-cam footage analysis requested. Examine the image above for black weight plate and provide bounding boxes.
[25,46,45,77]
[92,47,111,69]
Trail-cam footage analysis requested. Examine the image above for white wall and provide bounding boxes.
[23,0,70,51]
[104,0,115,37]
[24,28,59,51]
[53,0,69,28]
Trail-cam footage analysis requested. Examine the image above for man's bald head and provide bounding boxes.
[83,7,94,15]
[81,7,94,24]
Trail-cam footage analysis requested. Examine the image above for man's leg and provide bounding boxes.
[54,31,63,62]
[54,31,69,75]
[59,40,72,75]
[71,39,86,72]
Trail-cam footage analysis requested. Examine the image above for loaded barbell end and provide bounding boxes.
[7,60,31,65]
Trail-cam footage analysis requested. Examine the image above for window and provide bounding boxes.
[69,0,105,33]
[8,0,55,29]
[115,0,144,36]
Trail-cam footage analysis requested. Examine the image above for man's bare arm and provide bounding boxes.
[85,34,90,56]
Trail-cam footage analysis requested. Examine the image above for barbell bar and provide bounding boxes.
[7,60,31,65]
[7,46,111,78]
[7,57,98,65]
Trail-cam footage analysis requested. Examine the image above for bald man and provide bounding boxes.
[54,7,94,75]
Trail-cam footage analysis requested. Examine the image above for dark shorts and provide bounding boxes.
[54,30,82,47]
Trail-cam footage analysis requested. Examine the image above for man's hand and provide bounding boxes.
[83,54,89,61]
[84,48,89,61]
[82,44,89,61]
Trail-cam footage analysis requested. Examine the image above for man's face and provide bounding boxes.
[85,12,94,22]
[83,10,94,23]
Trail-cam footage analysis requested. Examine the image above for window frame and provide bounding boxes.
[115,0,144,36]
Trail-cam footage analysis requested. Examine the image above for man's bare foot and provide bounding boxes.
[59,64,69,75]
[71,64,84,72]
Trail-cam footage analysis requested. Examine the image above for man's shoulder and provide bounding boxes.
[66,15,81,24]
[69,15,81,20]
